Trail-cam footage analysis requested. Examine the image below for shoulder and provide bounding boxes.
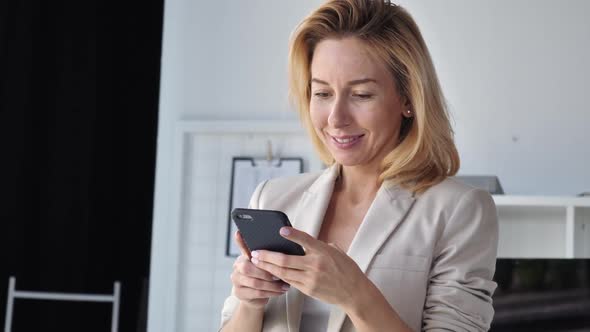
[417,177,498,248]
[410,177,497,233]
[416,177,495,211]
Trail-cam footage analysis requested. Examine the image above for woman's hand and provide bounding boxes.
[250,227,368,311]
[230,231,290,309]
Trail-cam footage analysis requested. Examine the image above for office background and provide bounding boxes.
[1,0,588,331]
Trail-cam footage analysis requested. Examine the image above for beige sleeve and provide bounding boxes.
[219,180,268,330]
[422,189,499,331]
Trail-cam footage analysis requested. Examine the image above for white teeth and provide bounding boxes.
[334,136,359,144]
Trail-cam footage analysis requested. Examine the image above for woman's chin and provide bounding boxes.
[331,156,364,167]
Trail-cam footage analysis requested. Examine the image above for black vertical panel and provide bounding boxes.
[0,0,163,330]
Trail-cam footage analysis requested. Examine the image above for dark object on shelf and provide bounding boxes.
[454,175,504,195]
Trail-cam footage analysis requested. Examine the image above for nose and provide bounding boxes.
[327,96,351,128]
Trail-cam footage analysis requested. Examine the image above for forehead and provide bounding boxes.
[310,37,389,83]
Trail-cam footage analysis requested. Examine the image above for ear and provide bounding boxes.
[401,96,413,118]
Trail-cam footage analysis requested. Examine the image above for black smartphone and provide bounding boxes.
[231,208,305,256]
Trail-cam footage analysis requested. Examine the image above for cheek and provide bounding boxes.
[376,103,403,132]
[309,104,327,131]
[363,108,403,143]
[378,116,400,134]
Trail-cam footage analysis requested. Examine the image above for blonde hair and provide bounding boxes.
[288,0,459,194]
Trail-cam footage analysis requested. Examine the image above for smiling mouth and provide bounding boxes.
[330,134,364,145]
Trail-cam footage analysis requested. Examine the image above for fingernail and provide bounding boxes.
[251,257,259,265]
[280,227,291,236]
[251,251,259,258]
[272,276,280,281]
[281,284,290,291]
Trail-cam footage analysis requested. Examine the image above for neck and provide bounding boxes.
[335,164,381,204]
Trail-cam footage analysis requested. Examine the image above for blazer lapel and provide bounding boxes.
[285,164,339,332]
[326,180,416,332]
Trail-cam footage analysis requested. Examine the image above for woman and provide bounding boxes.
[220,0,498,331]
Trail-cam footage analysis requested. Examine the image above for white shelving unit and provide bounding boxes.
[493,195,590,258]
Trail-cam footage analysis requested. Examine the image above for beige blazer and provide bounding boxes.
[220,164,498,332]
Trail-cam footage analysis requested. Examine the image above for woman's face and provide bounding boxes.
[309,37,408,170]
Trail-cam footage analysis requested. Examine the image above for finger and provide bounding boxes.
[233,273,290,293]
[234,256,281,282]
[252,258,303,283]
[279,227,320,252]
[234,285,285,299]
[237,258,280,281]
[235,230,251,259]
[233,255,252,270]
[252,250,306,270]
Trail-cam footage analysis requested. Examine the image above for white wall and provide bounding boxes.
[399,0,590,195]
[149,1,590,331]
[166,0,324,120]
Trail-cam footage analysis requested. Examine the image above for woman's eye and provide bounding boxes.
[353,93,373,99]
[313,92,330,98]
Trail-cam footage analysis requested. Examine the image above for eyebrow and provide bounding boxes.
[310,78,377,86]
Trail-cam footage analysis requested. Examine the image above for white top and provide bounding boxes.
[299,295,331,331]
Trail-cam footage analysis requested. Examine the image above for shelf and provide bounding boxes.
[492,196,590,259]
[492,195,590,207]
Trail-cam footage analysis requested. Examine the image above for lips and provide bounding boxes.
[333,135,362,143]
[330,134,364,149]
